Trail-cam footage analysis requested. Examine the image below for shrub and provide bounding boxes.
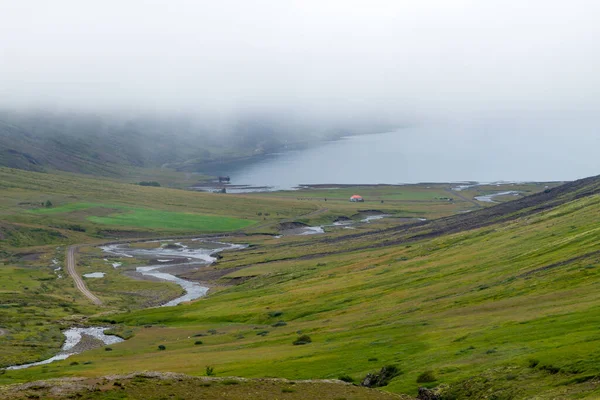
[158,345,166,351]
[293,335,312,345]
[205,366,215,376]
[105,347,113,351]
[338,374,354,383]
[416,370,436,383]
[69,361,79,366]
[528,359,540,368]
[268,311,283,318]
[194,340,203,345]
[256,330,269,336]
[272,321,287,327]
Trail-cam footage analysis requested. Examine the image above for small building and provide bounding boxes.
[350,195,364,202]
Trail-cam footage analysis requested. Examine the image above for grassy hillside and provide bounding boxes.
[0,110,382,178]
[0,111,234,176]
[1,168,598,398]
[1,174,599,398]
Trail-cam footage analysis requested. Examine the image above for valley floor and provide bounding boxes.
[1,167,599,399]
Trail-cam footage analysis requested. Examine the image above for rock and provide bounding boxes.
[360,365,400,388]
[417,386,447,400]
[278,221,309,230]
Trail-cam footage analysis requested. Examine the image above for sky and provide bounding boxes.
[1,0,600,118]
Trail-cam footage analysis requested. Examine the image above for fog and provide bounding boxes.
[2,0,599,119]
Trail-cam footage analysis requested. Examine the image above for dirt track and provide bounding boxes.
[66,246,103,306]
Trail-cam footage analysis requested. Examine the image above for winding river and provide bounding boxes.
[101,240,246,306]
[6,239,246,370]
[474,190,522,203]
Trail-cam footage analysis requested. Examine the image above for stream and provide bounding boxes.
[474,191,522,203]
[6,328,123,370]
[100,240,246,306]
[5,239,245,370]
[284,214,428,236]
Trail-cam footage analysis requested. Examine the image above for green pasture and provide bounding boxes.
[88,209,256,231]
[30,202,256,231]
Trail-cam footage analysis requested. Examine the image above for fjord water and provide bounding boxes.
[221,116,600,189]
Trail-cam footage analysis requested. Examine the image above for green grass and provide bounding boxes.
[5,191,600,398]
[0,373,408,400]
[1,167,596,399]
[89,209,255,231]
[28,202,106,215]
[0,250,97,367]
[30,202,257,231]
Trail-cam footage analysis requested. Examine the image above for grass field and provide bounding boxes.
[0,167,592,399]
[30,202,256,231]
[2,179,599,398]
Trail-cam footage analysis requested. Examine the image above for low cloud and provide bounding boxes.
[1,0,599,120]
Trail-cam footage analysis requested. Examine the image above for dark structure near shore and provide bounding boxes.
[218,176,230,183]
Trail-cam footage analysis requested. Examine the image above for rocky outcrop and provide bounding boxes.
[417,385,448,400]
[360,365,400,388]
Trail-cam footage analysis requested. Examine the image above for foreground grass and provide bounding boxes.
[0,373,411,400]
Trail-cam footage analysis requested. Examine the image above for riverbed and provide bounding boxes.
[101,240,246,306]
[6,327,123,370]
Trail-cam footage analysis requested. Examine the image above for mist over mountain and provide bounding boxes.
[0,108,397,175]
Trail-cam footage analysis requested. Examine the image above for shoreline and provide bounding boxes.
[189,180,565,195]
[185,128,405,175]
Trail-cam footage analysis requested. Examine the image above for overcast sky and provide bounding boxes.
[1,0,599,118]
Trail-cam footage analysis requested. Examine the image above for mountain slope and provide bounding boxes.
[0,110,389,176]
